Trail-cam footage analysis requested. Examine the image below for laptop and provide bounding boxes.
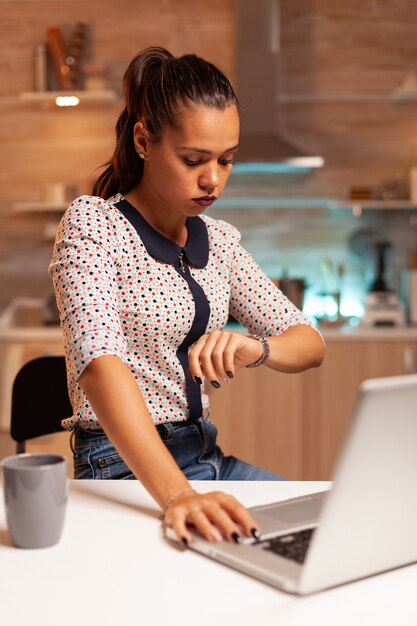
[167,374,417,594]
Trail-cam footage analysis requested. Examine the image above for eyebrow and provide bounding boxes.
[179,144,239,154]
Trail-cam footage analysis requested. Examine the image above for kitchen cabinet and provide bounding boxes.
[206,365,306,480]
[207,335,417,481]
[302,338,417,479]
[1,300,416,482]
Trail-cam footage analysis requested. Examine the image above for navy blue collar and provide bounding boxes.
[114,198,209,268]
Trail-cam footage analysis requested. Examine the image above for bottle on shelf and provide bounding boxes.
[34,43,47,92]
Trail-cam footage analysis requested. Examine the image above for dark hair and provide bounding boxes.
[93,47,238,199]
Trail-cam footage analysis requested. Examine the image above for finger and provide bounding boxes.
[202,502,244,542]
[168,511,194,546]
[222,333,242,379]
[187,507,223,542]
[215,493,261,538]
[210,332,232,382]
[198,331,225,386]
[188,334,210,383]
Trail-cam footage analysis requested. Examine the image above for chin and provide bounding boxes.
[186,205,207,217]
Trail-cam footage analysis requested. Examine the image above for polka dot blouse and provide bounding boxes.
[49,193,316,431]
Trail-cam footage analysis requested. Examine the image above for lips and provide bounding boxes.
[192,195,217,207]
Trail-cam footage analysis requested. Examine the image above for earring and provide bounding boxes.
[138,152,145,160]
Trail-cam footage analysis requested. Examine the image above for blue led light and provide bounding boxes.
[215,197,334,209]
[231,163,312,175]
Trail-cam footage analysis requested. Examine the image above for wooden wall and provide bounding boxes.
[1,0,417,309]
[276,0,417,197]
[0,0,235,308]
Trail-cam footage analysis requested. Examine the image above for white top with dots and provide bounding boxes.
[49,193,316,430]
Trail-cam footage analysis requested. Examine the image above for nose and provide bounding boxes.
[198,163,220,192]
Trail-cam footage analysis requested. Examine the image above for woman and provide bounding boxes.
[49,47,325,546]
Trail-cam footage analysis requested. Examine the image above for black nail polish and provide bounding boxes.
[210,380,221,389]
[194,376,202,385]
[182,537,189,546]
[231,531,241,544]
[251,528,261,540]
[226,371,234,379]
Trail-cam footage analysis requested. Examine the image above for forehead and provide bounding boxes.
[166,104,239,149]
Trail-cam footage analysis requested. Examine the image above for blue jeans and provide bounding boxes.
[71,416,285,481]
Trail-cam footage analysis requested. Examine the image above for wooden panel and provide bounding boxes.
[303,340,415,480]
[208,339,417,482]
[26,431,73,478]
[280,0,417,94]
[0,0,235,307]
[207,366,305,480]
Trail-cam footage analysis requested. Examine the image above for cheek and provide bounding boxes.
[220,169,232,188]
[159,164,188,189]
[177,170,196,194]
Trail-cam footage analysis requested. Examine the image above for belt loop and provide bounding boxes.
[69,422,80,454]
[164,422,175,439]
[156,422,173,440]
[194,415,204,437]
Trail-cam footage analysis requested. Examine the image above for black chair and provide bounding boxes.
[10,356,73,454]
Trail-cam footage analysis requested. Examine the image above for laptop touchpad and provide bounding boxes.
[263,498,322,525]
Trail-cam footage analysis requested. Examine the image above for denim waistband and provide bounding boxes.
[156,417,202,433]
[155,417,206,441]
[70,417,204,453]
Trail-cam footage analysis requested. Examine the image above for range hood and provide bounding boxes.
[235,0,324,171]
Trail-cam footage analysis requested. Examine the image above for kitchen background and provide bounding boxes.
[1,0,417,320]
[1,0,417,477]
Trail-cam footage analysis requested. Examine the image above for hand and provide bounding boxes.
[188,331,262,387]
[163,489,261,545]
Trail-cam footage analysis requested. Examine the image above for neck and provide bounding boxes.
[124,185,188,247]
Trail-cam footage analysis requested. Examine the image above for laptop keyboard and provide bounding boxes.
[261,528,316,564]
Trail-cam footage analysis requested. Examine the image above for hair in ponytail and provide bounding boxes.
[92,47,238,199]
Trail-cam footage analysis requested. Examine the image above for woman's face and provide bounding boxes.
[135,104,239,218]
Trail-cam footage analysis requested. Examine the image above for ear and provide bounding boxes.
[133,121,148,158]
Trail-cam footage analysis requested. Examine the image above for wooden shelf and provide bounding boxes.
[214,197,417,211]
[231,160,323,174]
[13,198,417,214]
[276,91,417,104]
[332,200,417,217]
[18,89,119,107]
[12,202,67,213]
[334,199,417,210]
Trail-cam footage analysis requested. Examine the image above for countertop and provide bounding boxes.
[1,323,416,344]
[227,322,417,342]
[0,298,416,343]
[319,324,417,341]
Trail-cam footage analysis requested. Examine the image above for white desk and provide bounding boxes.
[1,480,416,626]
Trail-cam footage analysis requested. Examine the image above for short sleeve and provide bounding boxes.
[48,196,127,381]
[226,222,315,336]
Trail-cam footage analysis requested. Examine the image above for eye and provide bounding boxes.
[183,158,202,167]
[219,158,234,166]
